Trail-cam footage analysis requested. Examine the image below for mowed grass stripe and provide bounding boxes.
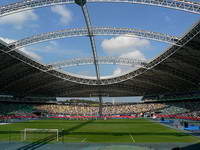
[0,119,199,143]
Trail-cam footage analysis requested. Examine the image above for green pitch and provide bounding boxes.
[0,119,199,143]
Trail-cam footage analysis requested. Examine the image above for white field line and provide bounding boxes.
[0,123,10,125]
[129,134,135,143]
[81,138,87,143]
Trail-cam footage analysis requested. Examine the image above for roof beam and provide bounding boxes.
[1,71,45,91]
[133,77,172,91]
[77,1,103,116]
[80,4,101,82]
[154,64,199,87]
[47,56,147,69]
[172,54,200,73]
[0,67,37,91]
[52,84,148,96]
[25,80,68,95]
[1,0,200,17]
[0,63,23,75]
[8,27,179,50]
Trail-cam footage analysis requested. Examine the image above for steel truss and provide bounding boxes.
[1,0,200,17]
[0,4,199,88]
[9,27,179,49]
[0,19,199,86]
[146,20,200,69]
[47,20,200,86]
[47,56,146,69]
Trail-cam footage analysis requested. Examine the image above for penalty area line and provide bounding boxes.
[129,134,135,143]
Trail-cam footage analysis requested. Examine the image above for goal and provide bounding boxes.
[22,128,59,142]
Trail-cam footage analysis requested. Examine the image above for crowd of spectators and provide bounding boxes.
[0,103,35,114]
[0,100,200,118]
[37,104,98,115]
[102,103,165,115]
[160,101,200,115]
[38,103,166,115]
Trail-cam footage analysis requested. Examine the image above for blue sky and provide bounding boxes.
[0,0,199,102]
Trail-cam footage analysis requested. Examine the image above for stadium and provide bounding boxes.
[0,0,200,150]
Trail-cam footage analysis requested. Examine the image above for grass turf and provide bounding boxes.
[0,119,199,143]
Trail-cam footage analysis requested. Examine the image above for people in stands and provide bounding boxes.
[0,100,200,119]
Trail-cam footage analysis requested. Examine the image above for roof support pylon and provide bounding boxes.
[76,1,103,116]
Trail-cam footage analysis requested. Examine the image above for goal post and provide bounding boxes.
[23,128,59,142]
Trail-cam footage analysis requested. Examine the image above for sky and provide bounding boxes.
[0,0,200,102]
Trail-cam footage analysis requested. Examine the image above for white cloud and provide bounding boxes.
[101,35,150,55]
[21,48,42,61]
[41,41,59,52]
[112,66,134,76]
[120,50,146,60]
[112,51,146,76]
[111,50,146,76]
[51,5,72,25]
[101,35,150,76]
[113,67,122,76]
[0,10,38,29]
[0,37,42,61]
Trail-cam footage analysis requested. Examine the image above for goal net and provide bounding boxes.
[22,128,59,142]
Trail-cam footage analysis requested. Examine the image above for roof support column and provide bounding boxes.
[75,0,103,116]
